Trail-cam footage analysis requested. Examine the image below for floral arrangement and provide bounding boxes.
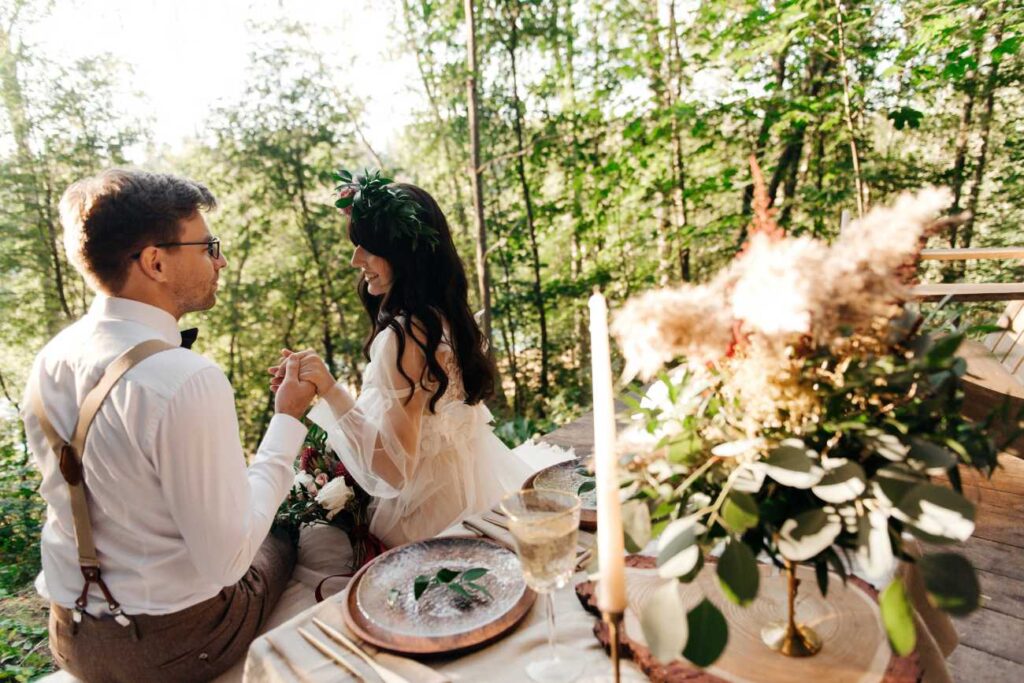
[275,425,385,571]
[610,162,1002,666]
[332,167,438,251]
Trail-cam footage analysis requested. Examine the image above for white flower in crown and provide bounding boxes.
[316,477,354,520]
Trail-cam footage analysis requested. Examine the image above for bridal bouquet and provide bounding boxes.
[611,163,1002,666]
[275,426,385,571]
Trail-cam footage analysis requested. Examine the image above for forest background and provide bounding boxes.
[1,0,1021,678]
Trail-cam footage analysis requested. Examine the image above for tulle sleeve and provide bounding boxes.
[307,328,430,499]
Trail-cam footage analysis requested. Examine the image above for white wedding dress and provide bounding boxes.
[302,323,553,555]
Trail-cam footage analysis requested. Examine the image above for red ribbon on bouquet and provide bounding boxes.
[313,526,388,603]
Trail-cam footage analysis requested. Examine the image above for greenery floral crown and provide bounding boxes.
[332,168,438,252]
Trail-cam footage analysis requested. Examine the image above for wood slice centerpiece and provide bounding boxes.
[574,555,923,683]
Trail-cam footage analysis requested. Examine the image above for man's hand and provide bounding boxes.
[269,349,335,397]
[273,356,316,420]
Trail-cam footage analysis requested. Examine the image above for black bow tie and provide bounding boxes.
[180,328,199,350]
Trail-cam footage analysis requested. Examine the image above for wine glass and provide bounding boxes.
[500,488,585,683]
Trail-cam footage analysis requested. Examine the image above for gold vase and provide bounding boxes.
[760,561,822,657]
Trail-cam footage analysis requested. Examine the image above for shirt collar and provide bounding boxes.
[89,295,183,346]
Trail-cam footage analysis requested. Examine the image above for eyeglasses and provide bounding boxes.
[132,237,221,260]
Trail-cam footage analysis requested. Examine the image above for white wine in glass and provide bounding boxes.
[501,488,584,683]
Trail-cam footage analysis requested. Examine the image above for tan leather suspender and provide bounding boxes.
[29,338,175,627]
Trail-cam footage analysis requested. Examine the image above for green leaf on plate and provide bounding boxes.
[467,581,492,599]
[578,480,596,495]
[461,567,489,581]
[447,583,472,599]
[413,575,431,600]
[436,568,459,583]
[682,599,728,667]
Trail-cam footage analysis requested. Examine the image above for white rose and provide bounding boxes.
[293,471,314,490]
[315,478,354,520]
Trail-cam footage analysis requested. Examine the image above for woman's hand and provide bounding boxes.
[268,349,336,397]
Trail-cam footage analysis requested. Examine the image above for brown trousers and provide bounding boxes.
[49,531,296,683]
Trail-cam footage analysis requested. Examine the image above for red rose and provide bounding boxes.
[300,446,318,472]
[333,461,356,486]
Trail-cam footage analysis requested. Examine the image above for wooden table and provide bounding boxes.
[539,415,1024,683]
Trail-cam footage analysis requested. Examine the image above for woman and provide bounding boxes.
[271,177,535,549]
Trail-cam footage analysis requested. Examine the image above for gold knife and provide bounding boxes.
[297,626,364,681]
[312,617,411,683]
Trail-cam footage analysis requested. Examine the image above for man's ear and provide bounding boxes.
[136,246,169,283]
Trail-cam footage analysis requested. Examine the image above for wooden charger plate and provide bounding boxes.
[523,458,598,530]
[343,535,536,656]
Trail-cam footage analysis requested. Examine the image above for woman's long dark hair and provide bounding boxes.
[348,183,496,412]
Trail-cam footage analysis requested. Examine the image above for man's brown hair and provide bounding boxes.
[61,169,217,292]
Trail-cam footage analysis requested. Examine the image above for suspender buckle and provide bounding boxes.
[110,606,131,627]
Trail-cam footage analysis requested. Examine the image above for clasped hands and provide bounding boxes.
[268,349,336,399]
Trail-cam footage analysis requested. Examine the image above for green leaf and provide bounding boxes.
[812,462,867,503]
[894,484,975,542]
[762,440,824,488]
[887,106,924,130]
[682,599,728,667]
[722,491,759,533]
[414,575,431,600]
[436,568,459,583]
[640,580,688,663]
[717,539,760,606]
[880,578,917,656]
[815,560,829,598]
[461,567,488,582]
[927,333,964,362]
[467,581,493,599]
[777,508,841,562]
[622,500,652,553]
[657,516,702,578]
[918,553,981,616]
[577,480,596,495]
[907,439,957,474]
[447,583,472,599]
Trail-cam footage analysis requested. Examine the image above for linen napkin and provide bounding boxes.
[243,597,449,683]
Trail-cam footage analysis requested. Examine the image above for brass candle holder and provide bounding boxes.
[602,610,624,683]
[760,560,822,657]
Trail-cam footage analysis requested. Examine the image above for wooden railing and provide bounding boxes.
[910,247,1024,303]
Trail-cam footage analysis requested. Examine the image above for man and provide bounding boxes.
[21,169,315,682]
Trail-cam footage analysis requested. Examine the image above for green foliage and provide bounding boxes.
[412,566,491,602]
[0,0,1022,671]
[0,446,42,593]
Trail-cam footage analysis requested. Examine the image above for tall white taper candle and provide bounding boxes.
[588,290,627,613]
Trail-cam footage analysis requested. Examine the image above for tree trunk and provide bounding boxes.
[2,23,74,321]
[400,0,472,240]
[465,0,492,348]
[503,0,549,400]
[834,0,866,216]
[959,12,1005,257]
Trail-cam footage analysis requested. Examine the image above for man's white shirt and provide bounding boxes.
[22,295,307,615]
